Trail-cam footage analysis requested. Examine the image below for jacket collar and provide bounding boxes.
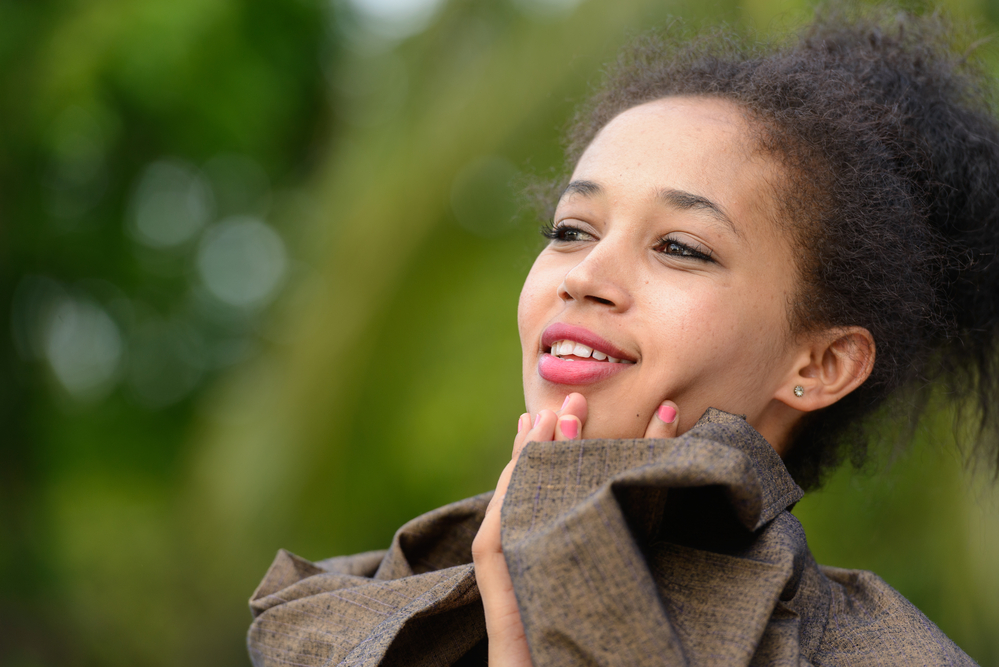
[687,408,804,528]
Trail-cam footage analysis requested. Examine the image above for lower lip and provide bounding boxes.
[537,353,631,385]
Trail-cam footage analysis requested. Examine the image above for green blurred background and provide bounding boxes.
[1,0,997,664]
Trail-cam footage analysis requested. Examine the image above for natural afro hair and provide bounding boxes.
[554,5,999,490]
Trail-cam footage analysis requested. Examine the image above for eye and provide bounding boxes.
[541,221,594,243]
[656,235,715,263]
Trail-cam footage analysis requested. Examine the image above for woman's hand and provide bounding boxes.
[472,394,680,666]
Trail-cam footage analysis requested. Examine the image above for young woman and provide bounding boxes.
[247,7,998,665]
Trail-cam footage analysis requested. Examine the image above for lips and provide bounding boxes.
[538,323,636,385]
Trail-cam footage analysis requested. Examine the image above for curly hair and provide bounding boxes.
[550,5,999,489]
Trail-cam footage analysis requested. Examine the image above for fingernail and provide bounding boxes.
[559,418,578,439]
[517,414,526,433]
[657,405,677,424]
[534,413,541,428]
[560,395,571,411]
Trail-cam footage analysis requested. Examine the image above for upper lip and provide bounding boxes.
[541,323,637,363]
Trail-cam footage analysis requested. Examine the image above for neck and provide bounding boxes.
[751,399,802,458]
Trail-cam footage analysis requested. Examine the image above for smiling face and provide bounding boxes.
[518,96,808,449]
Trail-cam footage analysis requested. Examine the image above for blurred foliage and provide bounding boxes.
[1,0,997,665]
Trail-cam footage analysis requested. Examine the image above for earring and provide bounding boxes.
[793,385,805,398]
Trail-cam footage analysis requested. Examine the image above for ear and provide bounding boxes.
[777,327,875,412]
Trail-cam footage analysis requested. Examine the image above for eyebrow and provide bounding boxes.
[560,180,738,236]
[657,188,738,236]
[561,180,602,198]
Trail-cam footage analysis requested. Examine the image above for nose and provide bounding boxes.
[557,241,633,312]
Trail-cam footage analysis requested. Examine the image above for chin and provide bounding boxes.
[580,393,649,439]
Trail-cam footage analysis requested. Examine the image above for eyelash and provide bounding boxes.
[541,220,589,243]
[541,221,715,263]
[655,234,715,262]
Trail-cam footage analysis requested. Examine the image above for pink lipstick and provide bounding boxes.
[538,323,635,386]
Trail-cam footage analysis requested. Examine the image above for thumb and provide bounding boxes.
[643,401,679,439]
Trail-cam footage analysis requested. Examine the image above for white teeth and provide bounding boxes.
[550,339,629,363]
[554,340,577,357]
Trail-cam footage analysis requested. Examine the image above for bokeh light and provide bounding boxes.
[44,295,124,401]
[344,0,447,39]
[129,159,213,249]
[197,217,287,309]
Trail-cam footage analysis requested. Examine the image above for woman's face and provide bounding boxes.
[518,96,805,444]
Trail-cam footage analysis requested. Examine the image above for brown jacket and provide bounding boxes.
[247,409,975,666]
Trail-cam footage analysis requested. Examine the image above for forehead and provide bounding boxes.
[576,97,754,172]
[569,97,780,231]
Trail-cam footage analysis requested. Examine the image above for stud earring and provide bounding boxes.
[793,385,805,398]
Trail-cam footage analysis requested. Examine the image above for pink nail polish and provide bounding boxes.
[559,419,578,439]
[534,413,541,428]
[657,405,677,424]
[560,395,571,411]
[517,415,525,433]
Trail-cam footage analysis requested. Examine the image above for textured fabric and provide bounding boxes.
[247,409,976,666]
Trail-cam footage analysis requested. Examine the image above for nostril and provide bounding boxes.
[557,280,573,302]
[588,295,614,306]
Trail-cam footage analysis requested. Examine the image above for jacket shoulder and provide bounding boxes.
[814,566,977,666]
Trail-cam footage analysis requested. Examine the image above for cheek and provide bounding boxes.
[516,273,539,347]
[517,257,558,346]
[518,268,544,412]
[641,283,778,387]
[643,285,730,353]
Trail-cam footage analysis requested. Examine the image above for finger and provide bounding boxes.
[552,393,587,441]
[522,409,558,448]
[555,414,582,441]
[643,401,679,439]
[472,511,533,667]
[491,409,558,513]
[474,410,549,667]
[473,415,535,666]
[557,392,588,423]
[486,413,532,517]
[490,405,572,530]
[508,411,548,470]
[489,409,561,517]
[512,412,531,456]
